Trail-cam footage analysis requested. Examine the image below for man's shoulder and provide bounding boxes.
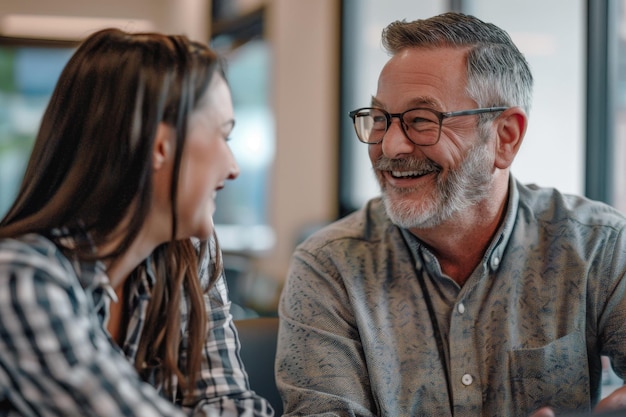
[297,197,393,251]
[517,181,626,230]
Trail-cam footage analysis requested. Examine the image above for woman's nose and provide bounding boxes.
[227,150,240,180]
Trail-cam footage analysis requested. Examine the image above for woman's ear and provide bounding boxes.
[494,107,528,169]
[153,122,174,170]
[152,122,176,213]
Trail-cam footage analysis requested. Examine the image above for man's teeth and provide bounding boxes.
[391,170,429,178]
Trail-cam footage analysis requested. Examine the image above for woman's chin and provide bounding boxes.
[196,218,215,239]
[176,218,214,241]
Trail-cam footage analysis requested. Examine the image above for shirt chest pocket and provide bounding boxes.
[509,331,591,415]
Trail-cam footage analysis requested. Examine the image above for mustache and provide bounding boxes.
[374,156,442,172]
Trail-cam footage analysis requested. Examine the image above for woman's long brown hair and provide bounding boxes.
[0,28,226,398]
[136,238,221,398]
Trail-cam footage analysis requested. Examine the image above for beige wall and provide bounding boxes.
[261,0,339,284]
[0,0,341,293]
[0,0,210,41]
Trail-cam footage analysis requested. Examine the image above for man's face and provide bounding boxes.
[368,46,496,230]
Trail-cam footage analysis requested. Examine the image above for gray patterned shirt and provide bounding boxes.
[276,178,626,417]
[0,233,273,417]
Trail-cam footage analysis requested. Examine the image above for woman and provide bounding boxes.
[0,28,273,416]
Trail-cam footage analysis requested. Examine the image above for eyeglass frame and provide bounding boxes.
[348,106,509,146]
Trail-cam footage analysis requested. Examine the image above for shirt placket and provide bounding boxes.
[447,265,486,416]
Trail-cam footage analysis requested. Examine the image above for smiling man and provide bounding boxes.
[275,12,626,417]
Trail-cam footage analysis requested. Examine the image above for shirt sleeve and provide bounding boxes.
[0,238,189,417]
[594,225,626,377]
[275,246,377,417]
[181,239,274,417]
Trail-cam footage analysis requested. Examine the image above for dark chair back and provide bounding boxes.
[235,317,283,416]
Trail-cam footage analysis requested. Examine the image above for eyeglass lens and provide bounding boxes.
[352,108,441,145]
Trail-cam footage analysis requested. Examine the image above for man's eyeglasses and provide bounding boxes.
[348,106,508,146]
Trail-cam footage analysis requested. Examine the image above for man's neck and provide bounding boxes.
[410,188,509,286]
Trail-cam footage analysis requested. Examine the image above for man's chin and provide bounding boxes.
[381,185,430,208]
[383,196,422,228]
[382,195,432,228]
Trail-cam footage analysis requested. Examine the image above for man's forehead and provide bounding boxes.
[370,96,441,110]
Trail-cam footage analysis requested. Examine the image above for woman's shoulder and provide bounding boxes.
[0,232,58,257]
[0,233,77,285]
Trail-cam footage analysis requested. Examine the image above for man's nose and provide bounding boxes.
[381,118,416,158]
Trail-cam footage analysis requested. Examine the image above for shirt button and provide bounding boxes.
[457,303,465,314]
[461,374,473,386]
[492,256,500,267]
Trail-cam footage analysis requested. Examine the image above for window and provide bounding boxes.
[0,40,75,217]
[609,0,626,211]
[211,2,276,254]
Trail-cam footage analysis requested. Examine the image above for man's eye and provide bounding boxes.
[407,117,430,124]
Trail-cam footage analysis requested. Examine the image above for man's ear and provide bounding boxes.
[494,107,528,169]
[153,122,174,170]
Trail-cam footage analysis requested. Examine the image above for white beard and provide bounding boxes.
[380,141,494,229]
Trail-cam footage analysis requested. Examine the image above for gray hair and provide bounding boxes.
[381,12,533,116]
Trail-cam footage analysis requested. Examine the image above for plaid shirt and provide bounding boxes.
[0,232,273,417]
